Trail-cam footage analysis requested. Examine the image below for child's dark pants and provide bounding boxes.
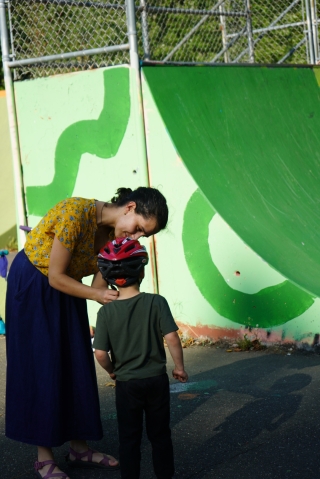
[115,373,174,479]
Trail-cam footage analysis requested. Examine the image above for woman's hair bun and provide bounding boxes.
[110,188,133,204]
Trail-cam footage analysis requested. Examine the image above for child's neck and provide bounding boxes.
[117,283,141,300]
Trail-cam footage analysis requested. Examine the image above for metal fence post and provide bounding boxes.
[246,0,255,63]
[219,3,230,63]
[140,0,150,60]
[126,1,159,294]
[305,0,316,63]
[0,0,27,247]
[310,0,319,63]
[126,0,139,70]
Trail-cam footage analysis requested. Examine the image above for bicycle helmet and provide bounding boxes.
[97,237,149,287]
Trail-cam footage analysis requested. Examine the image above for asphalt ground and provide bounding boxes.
[1,337,320,479]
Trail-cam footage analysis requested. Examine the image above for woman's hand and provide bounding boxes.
[91,271,118,304]
[95,287,119,305]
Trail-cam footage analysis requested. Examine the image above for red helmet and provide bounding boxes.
[97,237,149,287]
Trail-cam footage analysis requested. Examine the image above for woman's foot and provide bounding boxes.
[67,444,119,469]
[34,460,70,479]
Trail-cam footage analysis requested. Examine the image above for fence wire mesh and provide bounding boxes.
[136,0,311,65]
[7,0,129,80]
[243,0,308,64]
[136,1,248,63]
[1,0,319,81]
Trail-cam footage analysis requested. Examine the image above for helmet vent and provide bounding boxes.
[98,237,149,287]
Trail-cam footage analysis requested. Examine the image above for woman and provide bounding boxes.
[5,187,168,479]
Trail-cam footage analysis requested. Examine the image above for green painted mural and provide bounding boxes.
[14,65,153,325]
[26,67,130,216]
[183,189,314,329]
[7,64,320,344]
[142,65,320,344]
[143,65,320,299]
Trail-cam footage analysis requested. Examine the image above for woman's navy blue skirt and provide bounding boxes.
[5,250,103,447]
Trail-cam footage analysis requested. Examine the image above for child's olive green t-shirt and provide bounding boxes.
[93,292,178,381]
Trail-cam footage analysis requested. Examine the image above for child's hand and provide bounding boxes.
[172,368,188,383]
[89,325,95,338]
[109,372,116,380]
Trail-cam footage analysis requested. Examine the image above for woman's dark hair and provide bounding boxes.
[110,187,168,231]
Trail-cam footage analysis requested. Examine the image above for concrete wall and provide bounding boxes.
[13,66,156,325]
[141,68,320,345]
[5,64,320,345]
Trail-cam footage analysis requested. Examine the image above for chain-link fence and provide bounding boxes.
[136,0,316,65]
[1,0,319,81]
[6,0,130,80]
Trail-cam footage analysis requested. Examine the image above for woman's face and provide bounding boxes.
[115,203,159,240]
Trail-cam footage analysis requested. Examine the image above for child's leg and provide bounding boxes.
[115,379,145,479]
[145,374,174,479]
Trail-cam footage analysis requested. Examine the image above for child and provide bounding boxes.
[93,237,188,479]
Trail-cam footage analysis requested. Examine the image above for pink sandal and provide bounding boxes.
[34,460,69,479]
[65,446,119,470]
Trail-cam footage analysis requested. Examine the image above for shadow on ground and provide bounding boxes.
[1,339,320,479]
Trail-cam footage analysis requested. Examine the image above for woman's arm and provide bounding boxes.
[92,270,108,289]
[48,236,118,304]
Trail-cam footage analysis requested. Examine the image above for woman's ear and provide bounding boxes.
[125,201,137,214]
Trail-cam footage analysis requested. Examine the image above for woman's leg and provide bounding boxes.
[36,446,70,479]
[68,440,119,467]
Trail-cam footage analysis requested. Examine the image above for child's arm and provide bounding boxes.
[164,331,188,383]
[95,349,116,380]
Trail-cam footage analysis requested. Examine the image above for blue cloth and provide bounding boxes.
[0,255,8,278]
[5,250,103,446]
[0,319,5,335]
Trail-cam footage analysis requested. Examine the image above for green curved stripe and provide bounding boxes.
[26,67,130,216]
[143,65,320,297]
[182,189,314,329]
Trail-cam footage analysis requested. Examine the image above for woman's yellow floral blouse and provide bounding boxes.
[24,197,99,281]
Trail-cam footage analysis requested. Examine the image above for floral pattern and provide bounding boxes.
[24,197,99,281]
